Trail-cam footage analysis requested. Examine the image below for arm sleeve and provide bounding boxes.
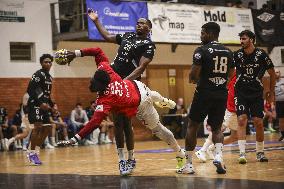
[192,47,203,66]
[27,72,44,105]
[77,111,107,139]
[82,110,89,124]
[142,43,156,60]
[81,47,109,66]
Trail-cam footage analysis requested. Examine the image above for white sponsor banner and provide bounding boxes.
[0,0,25,22]
[148,3,254,44]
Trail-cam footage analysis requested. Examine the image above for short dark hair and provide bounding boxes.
[76,103,82,107]
[40,54,53,63]
[202,22,220,38]
[238,30,255,43]
[89,70,111,93]
[146,19,152,29]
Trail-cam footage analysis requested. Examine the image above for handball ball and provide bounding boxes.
[54,49,68,65]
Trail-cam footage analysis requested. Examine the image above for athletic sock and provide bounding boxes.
[185,151,194,164]
[117,148,125,161]
[128,150,134,160]
[256,141,264,153]
[238,140,246,154]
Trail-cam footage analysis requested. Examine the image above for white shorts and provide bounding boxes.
[20,114,33,129]
[134,81,160,130]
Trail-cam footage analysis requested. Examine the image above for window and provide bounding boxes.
[10,42,35,61]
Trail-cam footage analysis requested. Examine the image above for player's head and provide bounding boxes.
[136,18,152,36]
[239,30,255,49]
[89,69,110,93]
[201,22,220,44]
[40,54,53,71]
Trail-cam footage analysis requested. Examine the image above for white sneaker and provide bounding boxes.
[22,145,28,151]
[195,150,207,162]
[155,98,176,109]
[84,139,94,145]
[119,160,131,176]
[176,163,195,174]
[45,143,55,149]
[206,148,215,160]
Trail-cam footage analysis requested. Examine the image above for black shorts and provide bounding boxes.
[189,91,227,129]
[276,101,284,118]
[235,93,264,118]
[28,105,50,124]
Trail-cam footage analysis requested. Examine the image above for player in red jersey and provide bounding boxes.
[56,47,185,175]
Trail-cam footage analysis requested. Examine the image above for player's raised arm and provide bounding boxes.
[87,8,117,43]
[55,47,109,67]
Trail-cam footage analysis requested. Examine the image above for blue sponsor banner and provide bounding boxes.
[86,0,148,40]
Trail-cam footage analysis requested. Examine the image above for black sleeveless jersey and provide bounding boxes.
[234,48,274,97]
[193,41,234,98]
[111,32,156,79]
[27,69,53,106]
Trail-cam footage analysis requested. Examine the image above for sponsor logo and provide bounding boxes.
[95,105,104,112]
[208,48,214,53]
[209,77,226,86]
[194,53,201,59]
[103,7,129,19]
[152,8,184,31]
[204,11,226,22]
[257,12,274,22]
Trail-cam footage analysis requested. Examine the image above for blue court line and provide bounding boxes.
[136,140,284,154]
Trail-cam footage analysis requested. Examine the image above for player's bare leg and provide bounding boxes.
[237,114,248,164]
[253,117,268,162]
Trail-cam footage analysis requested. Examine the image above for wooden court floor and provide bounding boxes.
[0,133,283,189]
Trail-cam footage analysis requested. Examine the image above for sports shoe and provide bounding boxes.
[5,138,14,151]
[206,148,215,160]
[238,153,247,164]
[27,152,42,166]
[256,152,268,162]
[57,140,72,147]
[195,150,207,162]
[213,160,226,174]
[213,154,226,174]
[176,156,186,169]
[45,143,55,149]
[154,98,176,109]
[279,135,284,142]
[176,163,195,174]
[119,160,130,176]
[127,159,136,173]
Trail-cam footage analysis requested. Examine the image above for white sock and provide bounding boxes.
[117,148,125,161]
[215,143,223,156]
[185,151,194,164]
[256,141,264,153]
[176,148,185,158]
[64,136,69,141]
[100,133,106,142]
[200,137,213,152]
[208,144,215,151]
[51,137,56,145]
[128,150,134,160]
[238,140,246,154]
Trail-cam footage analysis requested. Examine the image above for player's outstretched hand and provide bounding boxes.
[87,8,98,21]
[57,140,73,147]
[54,49,75,65]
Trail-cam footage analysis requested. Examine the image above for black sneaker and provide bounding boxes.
[256,152,268,162]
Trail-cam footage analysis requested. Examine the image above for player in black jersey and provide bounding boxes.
[26,54,54,165]
[177,22,234,175]
[87,8,156,174]
[234,30,276,163]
